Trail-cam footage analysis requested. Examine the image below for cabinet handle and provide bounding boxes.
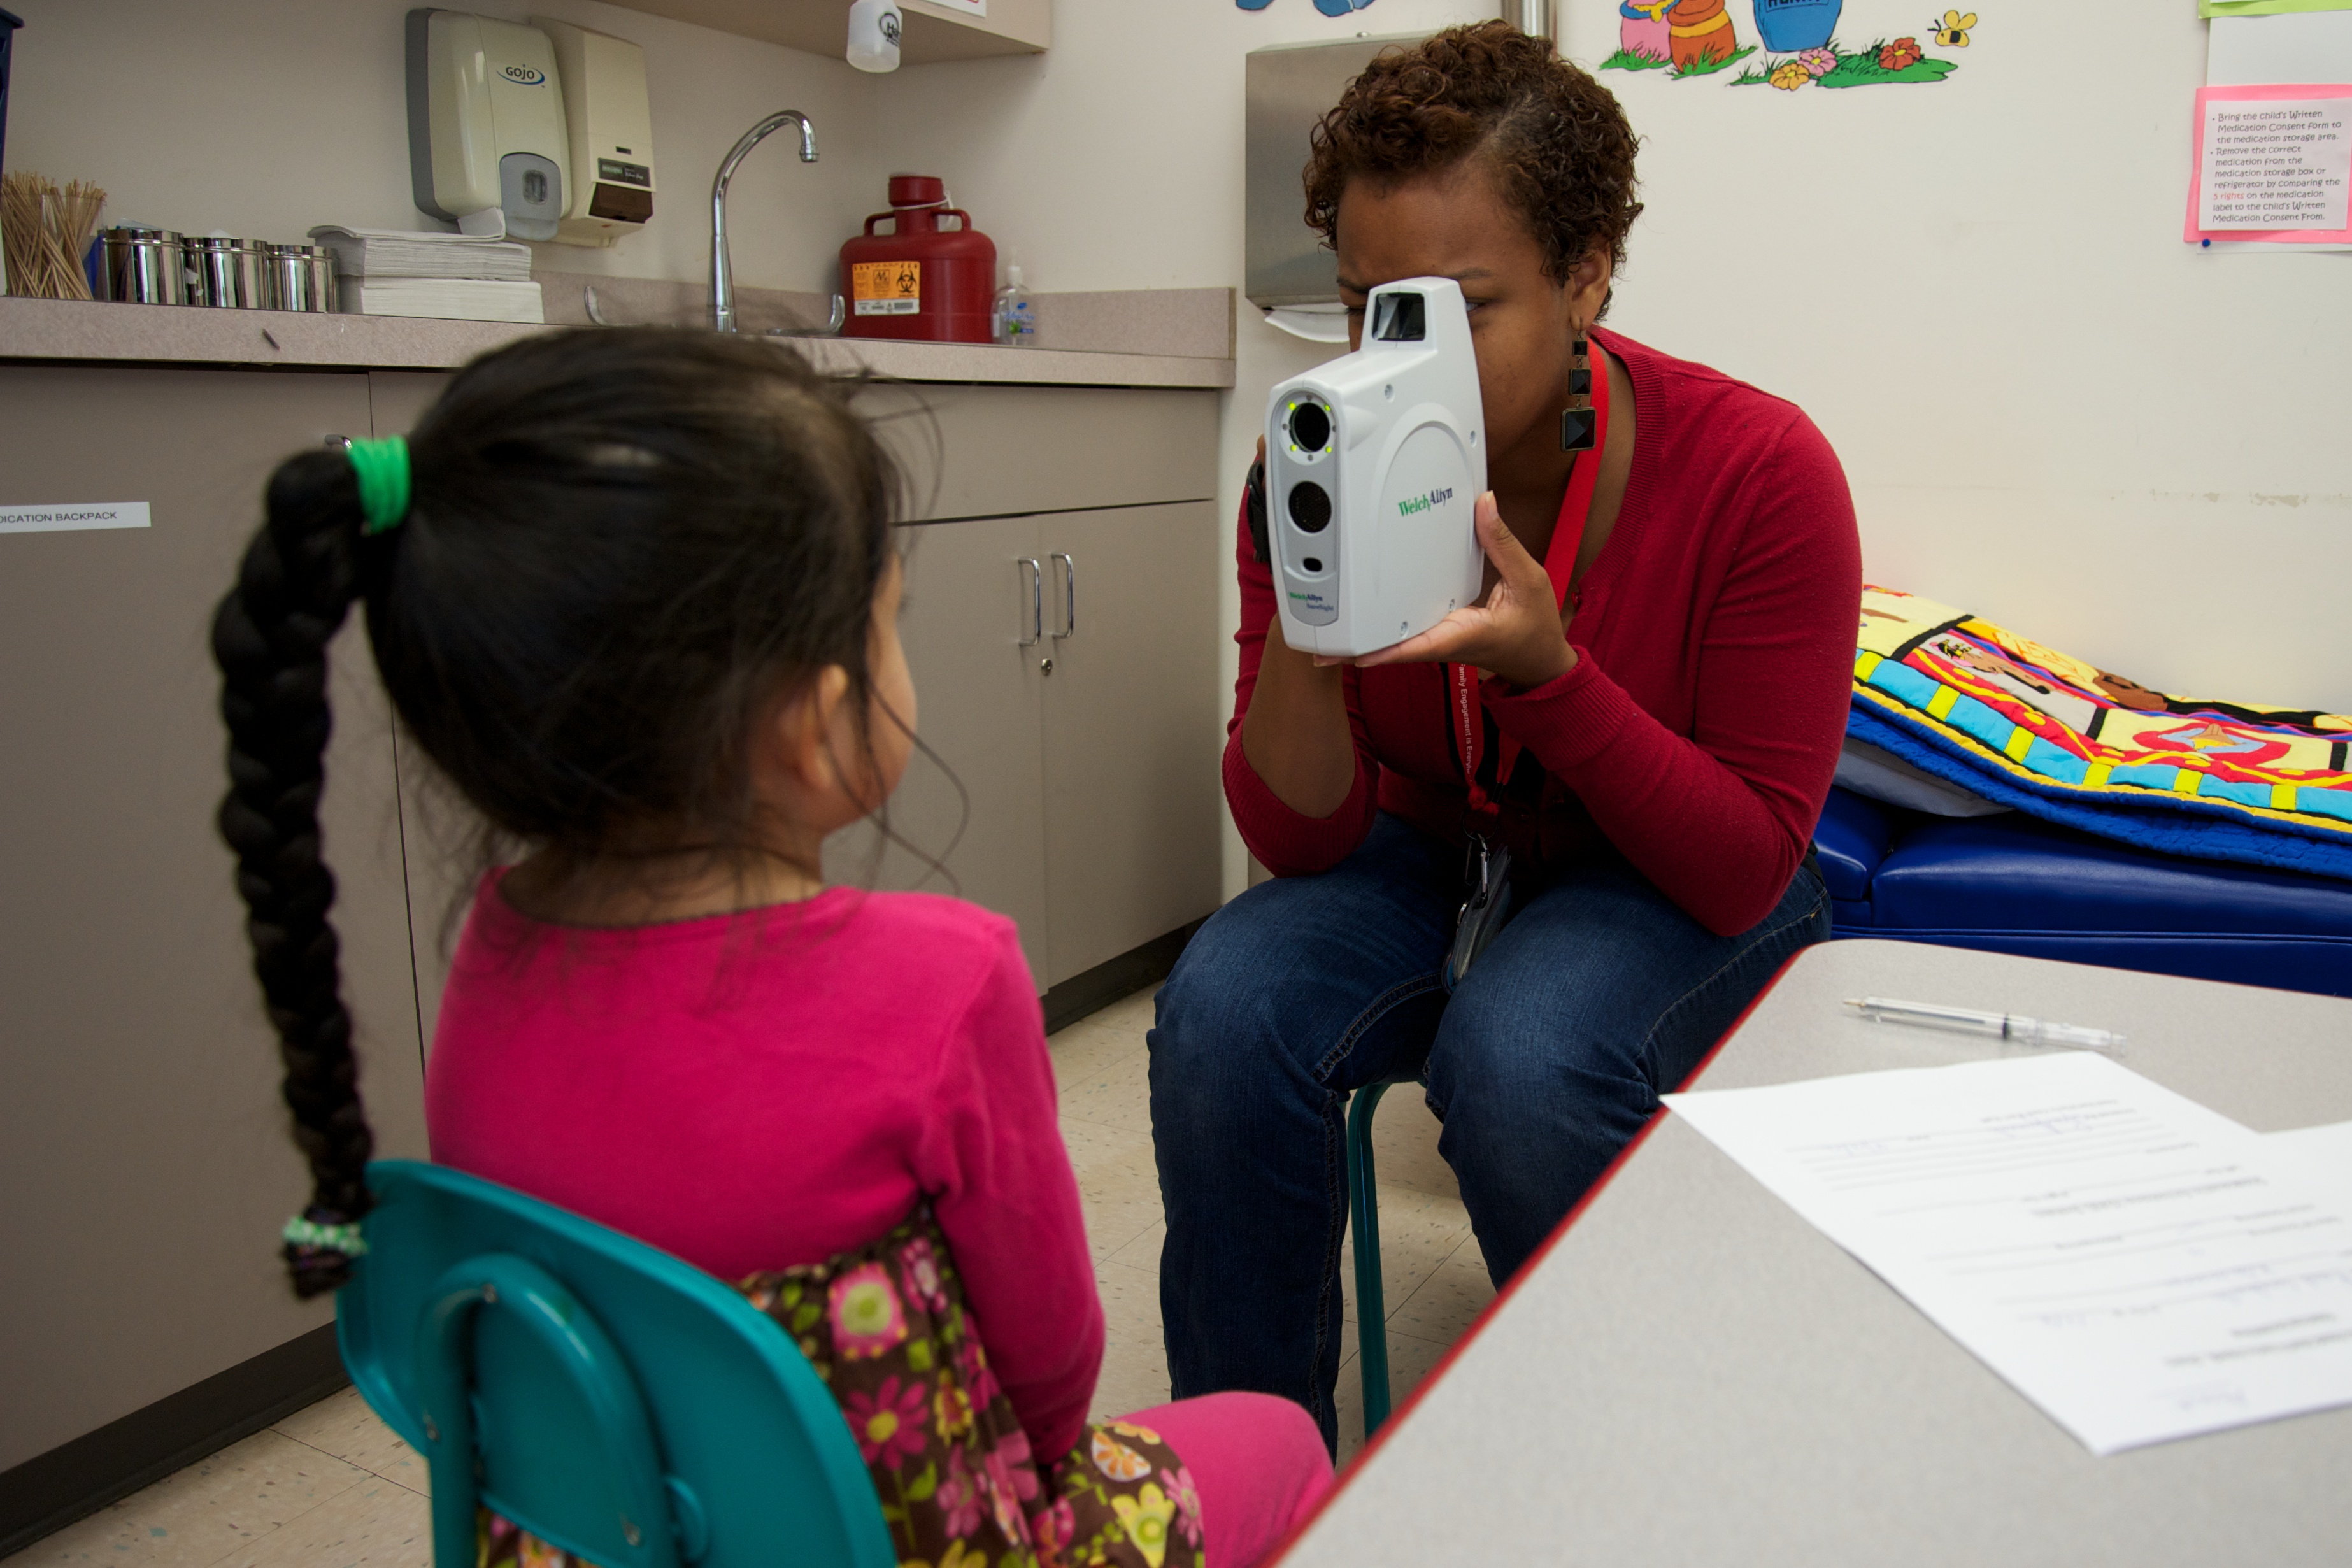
[1018,558,1043,647]
[1050,552,1076,640]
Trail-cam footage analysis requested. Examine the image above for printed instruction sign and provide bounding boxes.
[2187,83,2352,245]
[2200,96,2352,227]
[0,501,151,535]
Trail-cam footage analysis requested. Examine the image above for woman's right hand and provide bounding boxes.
[1241,438,1359,818]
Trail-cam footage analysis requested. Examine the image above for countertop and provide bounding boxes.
[0,284,1236,390]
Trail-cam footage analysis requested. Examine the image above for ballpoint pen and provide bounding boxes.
[1844,997,2127,1055]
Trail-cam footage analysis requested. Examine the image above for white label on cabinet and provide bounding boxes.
[927,0,987,15]
[0,501,152,535]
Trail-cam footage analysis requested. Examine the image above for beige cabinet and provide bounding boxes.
[835,500,1223,991]
[0,367,425,1476]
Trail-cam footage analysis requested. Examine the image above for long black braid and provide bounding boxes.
[212,450,387,1297]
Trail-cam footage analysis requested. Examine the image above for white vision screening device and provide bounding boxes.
[1265,276,1486,659]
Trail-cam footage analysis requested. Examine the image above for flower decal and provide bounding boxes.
[1109,1483,1176,1568]
[934,1379,975,1442]
[1934,10,1976,46]
[993,1427,1039,1498]
[898,1235,950,1312]
[979,1443,1032,1542]
[1091,1430,1153,1482]
[841,1374,930,1467]
[1161,1467,1203,1547]
[1797,46,1837,76]
[828,1262,909,1359]
[1879,36,1925,69]
[954,1334,1001,1406]
[1769,60,1811,89]
[938,1446,983,1536]
[1030,1497,1076,1565]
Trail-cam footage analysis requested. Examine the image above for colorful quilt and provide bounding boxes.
[1850,586,2352,881]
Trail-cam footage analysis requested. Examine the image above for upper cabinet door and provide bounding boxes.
[827,513,1052,989]
[1038,502,1223,987]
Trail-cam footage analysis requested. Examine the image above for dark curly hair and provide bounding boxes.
[1304,22,1643,296]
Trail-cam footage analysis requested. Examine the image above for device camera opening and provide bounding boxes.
[1288,401,1332,455]
[1287,481,1332,534]
[1371,292,1425,343]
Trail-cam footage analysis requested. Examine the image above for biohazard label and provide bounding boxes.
[851,260,922,316]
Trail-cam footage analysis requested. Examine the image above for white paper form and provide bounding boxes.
[1664,1053,2352,1454]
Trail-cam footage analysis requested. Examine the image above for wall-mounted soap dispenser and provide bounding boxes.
[406,8,569,240]
[531,17,655,248]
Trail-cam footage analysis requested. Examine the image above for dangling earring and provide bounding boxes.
[1560,331,1597,453]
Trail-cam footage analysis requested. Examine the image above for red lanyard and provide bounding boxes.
[1451,342,1611,818]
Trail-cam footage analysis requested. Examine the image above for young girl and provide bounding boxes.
[213,329,1330,1568]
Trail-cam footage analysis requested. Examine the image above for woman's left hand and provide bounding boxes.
[1344,492,1575,688]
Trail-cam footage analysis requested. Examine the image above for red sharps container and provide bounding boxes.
[839,175,997,343]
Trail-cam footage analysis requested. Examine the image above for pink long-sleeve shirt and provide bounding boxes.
[424,878,1106,1462]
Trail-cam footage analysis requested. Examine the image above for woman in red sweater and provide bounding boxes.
[1149,24,1860,1453]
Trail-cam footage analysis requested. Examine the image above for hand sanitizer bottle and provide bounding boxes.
[992,264,1036,346]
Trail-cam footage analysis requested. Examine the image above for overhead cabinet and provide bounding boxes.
[601,0,1048,63]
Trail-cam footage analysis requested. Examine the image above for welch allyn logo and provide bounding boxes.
[1395,487,1455,518]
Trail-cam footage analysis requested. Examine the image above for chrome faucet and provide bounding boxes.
[710,110,818,334]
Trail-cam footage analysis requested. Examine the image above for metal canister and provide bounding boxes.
[267,243,338,313]
[185,236,273,309]
[94,227,188,304]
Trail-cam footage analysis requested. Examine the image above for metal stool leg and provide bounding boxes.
[1346,1080,1394,1437]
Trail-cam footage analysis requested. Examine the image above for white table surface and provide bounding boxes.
[1279,940,2352,1567]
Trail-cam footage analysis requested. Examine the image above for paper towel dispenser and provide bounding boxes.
[532,16,658,248]
[1244,33,1427,325]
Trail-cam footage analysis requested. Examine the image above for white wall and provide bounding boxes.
[12,0,2346,908]
[1554,0,2352,714]
[1,0,888,296]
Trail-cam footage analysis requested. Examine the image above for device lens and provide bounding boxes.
[1288,402,1331,453]
[1287,481,1332,534]
[1371,292,1425,342]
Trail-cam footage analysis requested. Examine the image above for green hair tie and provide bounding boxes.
[346,435,411,536]
[282,1214,369,1257]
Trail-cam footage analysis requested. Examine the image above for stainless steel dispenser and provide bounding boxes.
[1244,34,1428,338]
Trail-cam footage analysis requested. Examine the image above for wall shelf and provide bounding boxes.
[601,0,1048,64]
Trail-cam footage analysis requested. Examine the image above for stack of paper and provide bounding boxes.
[1665,1053,2352,1455]
[308,225,542,324]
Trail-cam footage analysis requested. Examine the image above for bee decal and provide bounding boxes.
[1934,9,1976,46]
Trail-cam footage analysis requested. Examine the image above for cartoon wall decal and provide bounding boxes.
[1620,0,1679,63]
[1235,0,1376,13]
[1599,0,1971,89]
[1753,0,1842,52]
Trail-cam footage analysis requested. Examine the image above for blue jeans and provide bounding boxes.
[1147,812,1829,1451]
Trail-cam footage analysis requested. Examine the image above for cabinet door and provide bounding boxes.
[826,514,1052,988]
[0,367,419,1469]
[1038,502,1223,986]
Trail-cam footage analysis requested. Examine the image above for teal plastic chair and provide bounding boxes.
[1343,1076,1416,1439]
[338,1160,895,1568]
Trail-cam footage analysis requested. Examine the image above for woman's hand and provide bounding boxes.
[1348,492,1575,688]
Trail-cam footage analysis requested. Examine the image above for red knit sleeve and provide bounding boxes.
[1222,492,1382,878]
[1483,415,1860,935]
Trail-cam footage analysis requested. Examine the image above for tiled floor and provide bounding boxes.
[11,983,1492,1566]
